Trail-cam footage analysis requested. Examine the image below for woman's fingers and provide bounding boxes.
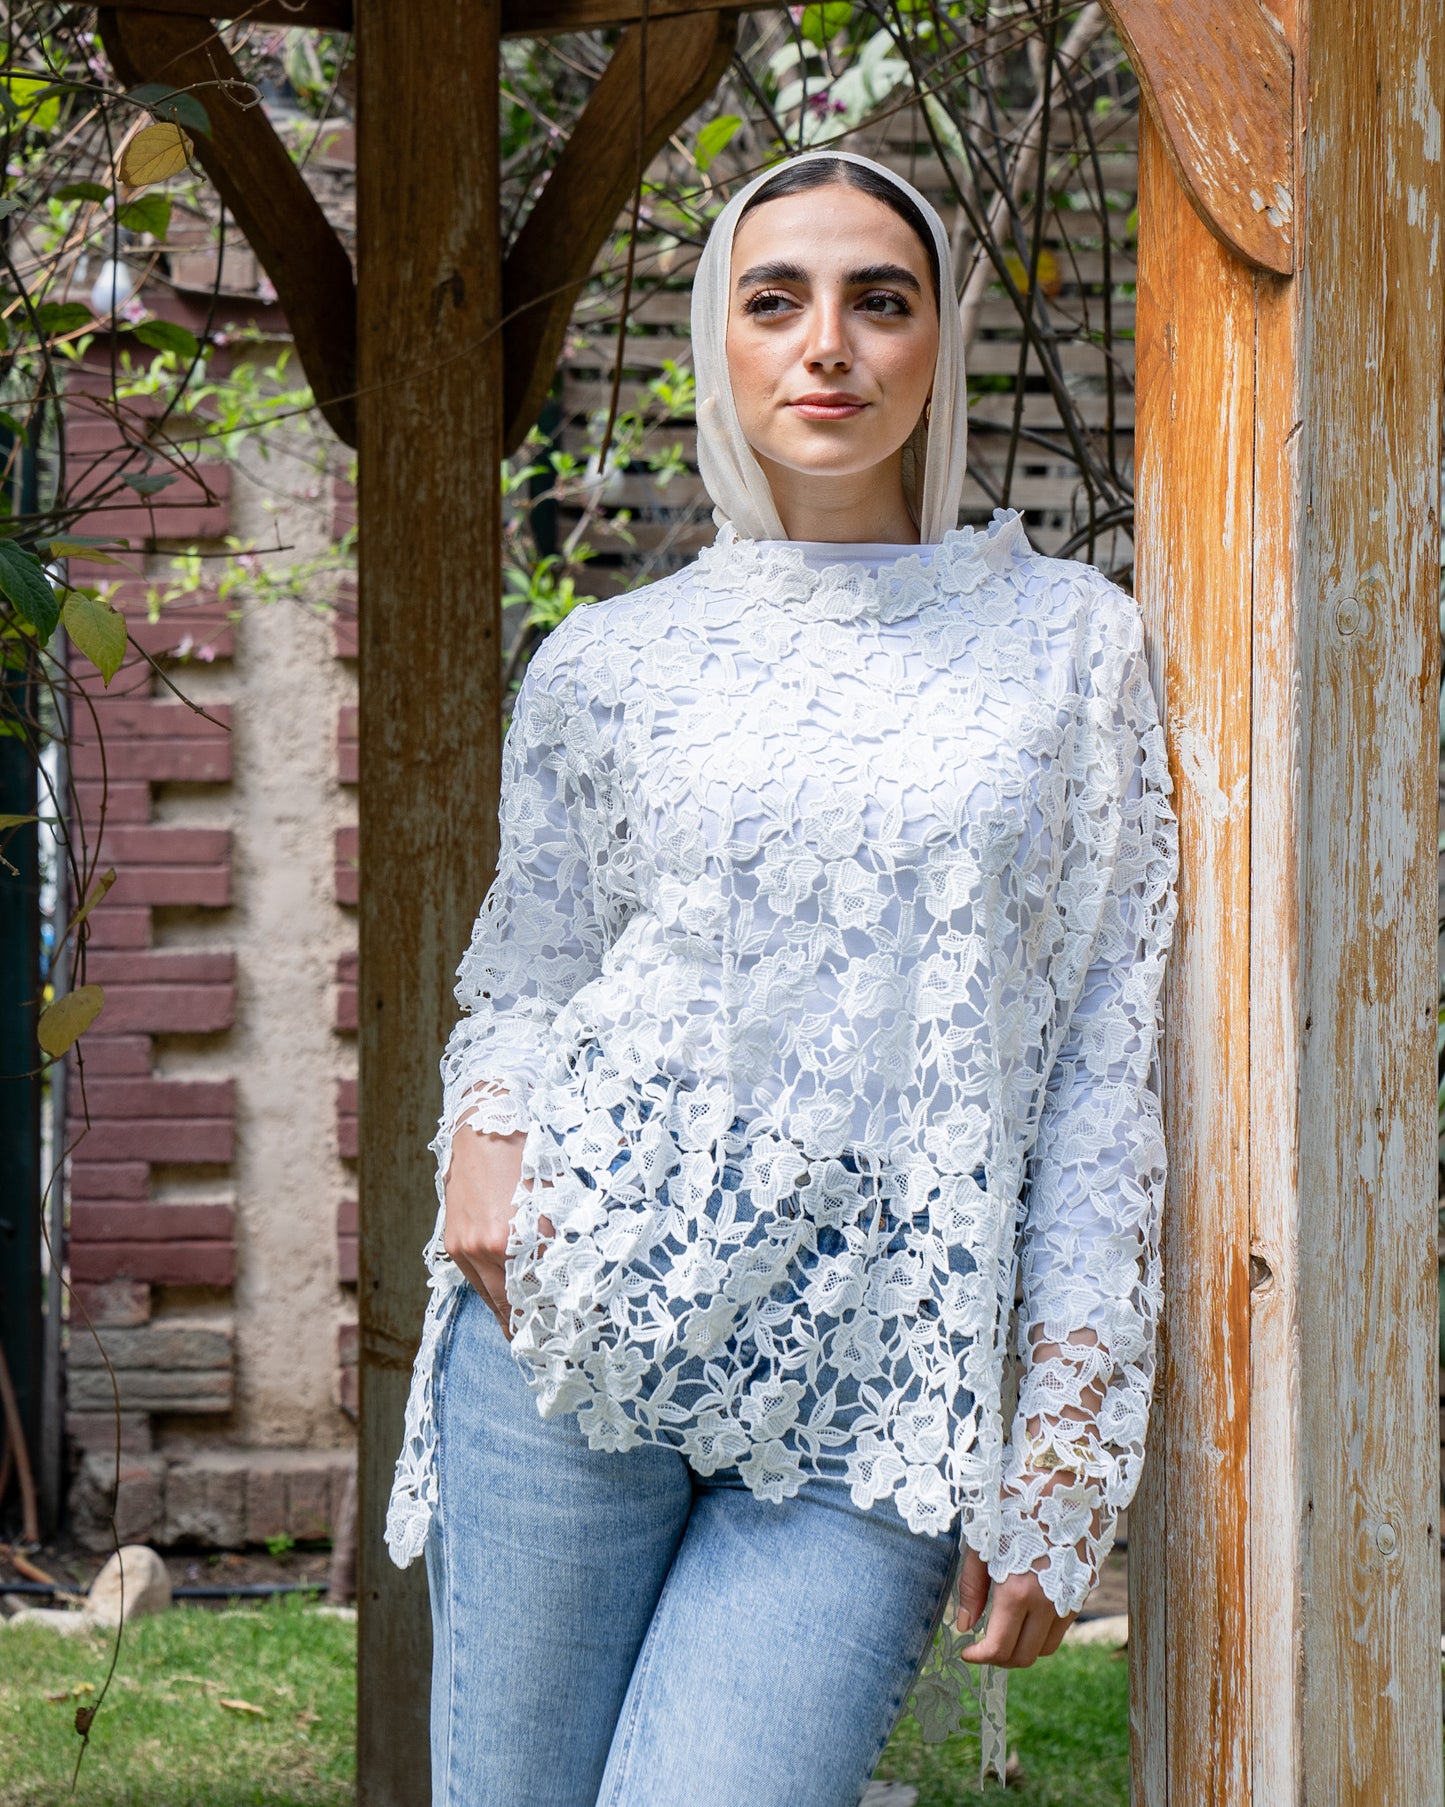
[957,1546,991,1630]
[961,1572,1072,1668]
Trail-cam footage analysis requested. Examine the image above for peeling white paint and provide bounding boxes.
[1174,716,1245,823]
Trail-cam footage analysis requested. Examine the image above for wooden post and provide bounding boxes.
[354,3,502,1801]
[1131,0,1445,1799]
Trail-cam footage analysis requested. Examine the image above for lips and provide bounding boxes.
[788,393,868,420]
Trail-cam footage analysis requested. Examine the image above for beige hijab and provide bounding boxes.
[690,150,969,543]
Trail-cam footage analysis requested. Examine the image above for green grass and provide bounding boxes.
[878,1645,1130,1805]
[0,1598,355,1807]
[0,1600,1130,1806]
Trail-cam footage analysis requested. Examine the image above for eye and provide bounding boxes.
[857,289,914,317]
[742,288,798,318]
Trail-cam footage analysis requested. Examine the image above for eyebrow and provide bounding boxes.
[734,259,923,294]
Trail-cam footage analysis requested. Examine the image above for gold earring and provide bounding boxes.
[924,398,933,427]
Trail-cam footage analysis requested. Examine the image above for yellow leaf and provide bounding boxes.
[37,983,104,1056]
[1001,247,1062,298]
[119,121,193,190]
[63,868,116,941]
[49,540,121,563]
[62,590,128,685]
[219,1697,267,1717]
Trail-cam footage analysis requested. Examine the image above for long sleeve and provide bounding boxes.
[430,627,633,1199]
[991,583,1179,1614]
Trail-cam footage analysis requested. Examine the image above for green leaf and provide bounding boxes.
[0,812,37,829]
[0,196,21,221]
[35,301,94,338]
[117,193,172,238]
[694,114,742,173]
[0,540,59,640]
[125,82,211,136]
[62,589,128,684]
[121,471,178,497]
[130,317,198,360]
[56,180,111,204]
[37,983,104,1057]
[0,410,22,437]
[799,3,852,46]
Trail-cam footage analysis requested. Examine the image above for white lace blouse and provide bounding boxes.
[386,510,1179,1644]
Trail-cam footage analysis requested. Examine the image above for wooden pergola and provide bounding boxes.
[94,2,1445,1800]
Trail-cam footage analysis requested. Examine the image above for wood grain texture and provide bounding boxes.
[98,9,357,446]
[1101,0,1294,274]
[1293,0,1444,1796]
[1133,110,1256,1806]
[1132,0,1444,1796]
[353,4,502,1802]
[502,9,737,454]
[96,0,772,32]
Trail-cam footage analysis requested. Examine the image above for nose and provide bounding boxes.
[801,288,852,375]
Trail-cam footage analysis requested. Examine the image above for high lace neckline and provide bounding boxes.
[695,508,1033,625]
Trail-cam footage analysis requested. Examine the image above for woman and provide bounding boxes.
[387,150,1179,1806]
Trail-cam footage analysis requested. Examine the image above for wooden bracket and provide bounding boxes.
[98,8,359,446]
[499,8,738,454]
[1101,0,1295,275]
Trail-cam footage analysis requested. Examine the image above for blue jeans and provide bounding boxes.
[426,1284,958,1807]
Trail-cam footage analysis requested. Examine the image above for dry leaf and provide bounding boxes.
[71,1683,95,1697]
[74,1705,95,1736]
[119,121,192,189]
[37,982,104,1056]
[219,1696,267,1717]
[43,1689,70,1703]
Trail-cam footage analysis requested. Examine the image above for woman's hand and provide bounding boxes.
[442,1125,528,1336]
[956,1547,1077,1668]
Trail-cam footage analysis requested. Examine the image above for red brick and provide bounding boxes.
[66,1411,154,1453]
[246,1468,288,1544]
[287,1469,331,1541]
[71,1201,233,1243]
[83,950,236,1034]
[68,1119,233,1162]
[76,1075,233,1115]
[69,1278,152,1326]
[74,780,152,822]
[85,826,231,908]
[337,1195,357,1284]
[70,1160,150,1200]
[335,950,357,1032]
[70,1241,234,1286]
[71,700,233,783]
[334,826,357,906]
[337,1078,357,1161]
[333,576,357,660]
[69,1038,151,1078]
[336,705,357,785]
[84,906,153,950]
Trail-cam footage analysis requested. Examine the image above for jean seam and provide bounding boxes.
[432,1290,468,1807]
[597,1572,672,1807]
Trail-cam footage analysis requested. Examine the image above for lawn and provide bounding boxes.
[0,1599,1128,1806]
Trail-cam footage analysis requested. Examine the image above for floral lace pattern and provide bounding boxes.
[387,510,1178,1659]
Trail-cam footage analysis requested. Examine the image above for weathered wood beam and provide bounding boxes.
[98,8,358,446]
[97,0,351,26]
[1131,0,1444,1795]
[501,8,737,454]
[1100,0,1293,274]
[92,0,773,37]
[502,0,769,34]
[353,0,502,1800]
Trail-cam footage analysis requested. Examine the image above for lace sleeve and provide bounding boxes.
[431,627,630,1189]
[992,583,1179,1615]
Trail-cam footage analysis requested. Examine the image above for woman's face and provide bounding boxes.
[724,183,940,491]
